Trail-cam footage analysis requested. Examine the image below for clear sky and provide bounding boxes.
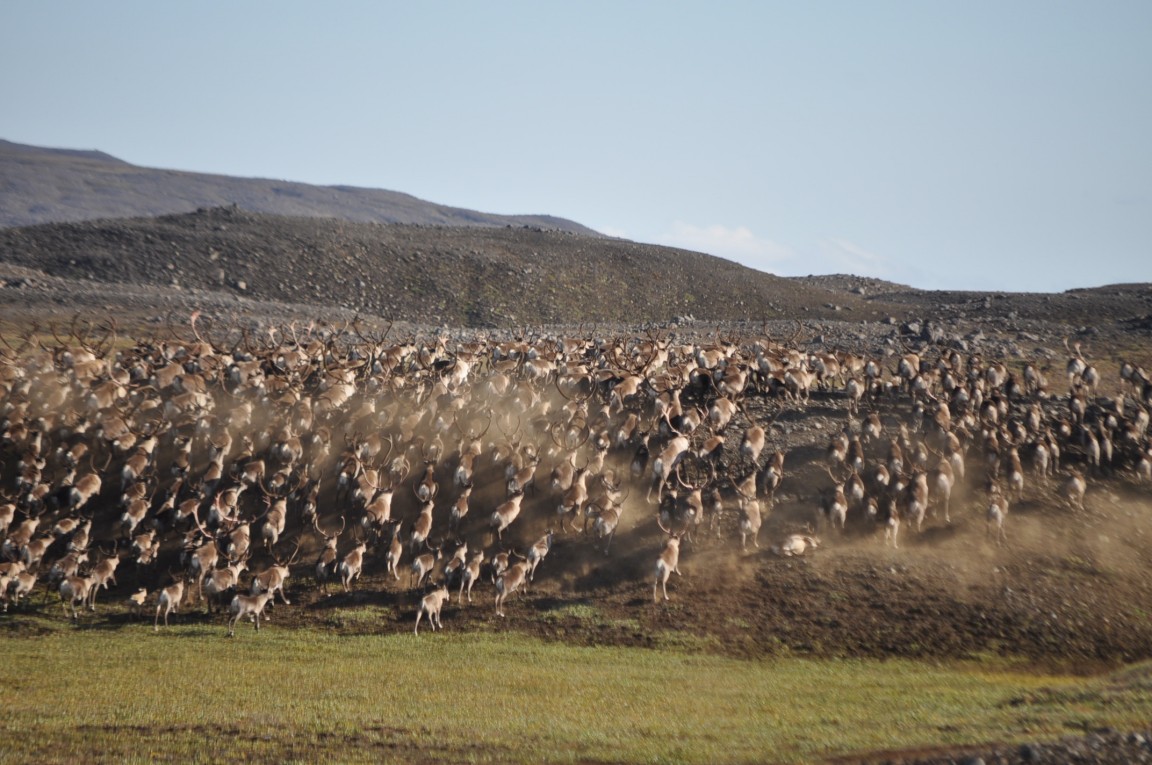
[2,2,1149,292]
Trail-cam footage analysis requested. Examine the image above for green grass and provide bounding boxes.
[539,602,601,623]
[1,621,1150,764]
[321,604,397,629]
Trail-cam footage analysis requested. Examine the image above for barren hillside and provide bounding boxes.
[0,206,901,328]
[3,205,1150,335]
[0,139,595,233]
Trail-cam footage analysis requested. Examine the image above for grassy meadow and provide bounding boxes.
[2,615,1150,764]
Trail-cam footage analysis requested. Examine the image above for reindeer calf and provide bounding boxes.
[653,534,682,602]
[154,581,185,631]
[494,561,530,617]
[227,591,276,637]
[771,534,820,557]
[414,585,450,634]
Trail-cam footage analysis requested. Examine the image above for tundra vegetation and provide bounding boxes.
[1,623,1151,764]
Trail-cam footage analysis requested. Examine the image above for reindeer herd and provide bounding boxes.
[1,314,1150,637]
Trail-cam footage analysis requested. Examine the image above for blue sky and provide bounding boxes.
[2,2,1149,292]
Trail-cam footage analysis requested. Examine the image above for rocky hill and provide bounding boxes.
[0,139,595,234]
[0,205,910,328]
[3,204,1151,340]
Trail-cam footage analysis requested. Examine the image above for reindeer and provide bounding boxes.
[119,445,152,491]
[737,493,764,553]
[54,453,108,514]
[1028,430,1053,479]
[414,451,439,505]
[928,449,956,524]
[0,501,15,539]
[384,520,404,581]
[409,542,443,589]
[1023,363,1049,398]
[251,538,302,606]
[359,472,396,544]
[730,472,764,551]
[986,484,1009,546]
[85,546,121,611]
[647,433,691,503]
[227,590,277,637]
[819,466,849,533]
[862,412,884,447]
[589,497,625,555]
[783,365,815,402]
[1004,445,1025,502]
[757,449,786,500]
[708,396,739,431]
[154,577,186,631]
[826,428,850,468]
[458,550,485,603]
[1136,444,1152,483]
[59,574,97,620]
[771,532,820,557]
[259,488,289,549]
[494,554,530,617]
[202,555,249,614]
[549,448,579,495]
[185,518,220,606]
[126,587,149,619]
[653,517,683,602]
[870,495,901,549]
[48,549,88,588]
[507,450,540,498]
[442,540,469,588]
[1062,468,1087,511]
[487,547,512,584]
[490,491,525,542]
[448,482,473,535]
[902,470,930,534]
[223,518,253,562]
[452,414,490,488]
[675,461,714,543]
[526,529,554,582]
[119,494,150,540]
[338,538,369,593]
[739,424,766,466]
[409,496,436,555]
[844,377,865,416]
[0,561,26,611]
[630,431,651,480]
[1063,339,1099,397]
[895,346,922,395]
[313,515,345,593]
[414,585,450,634]
[19,534,53,571]
[557,466,591,533]
[3,569,37,612]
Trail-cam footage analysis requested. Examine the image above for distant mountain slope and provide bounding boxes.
[0,139,597,234]
[0,206,896,327]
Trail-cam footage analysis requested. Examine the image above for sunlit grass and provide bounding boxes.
[1,621,1150,764]
[320,604,397,629]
